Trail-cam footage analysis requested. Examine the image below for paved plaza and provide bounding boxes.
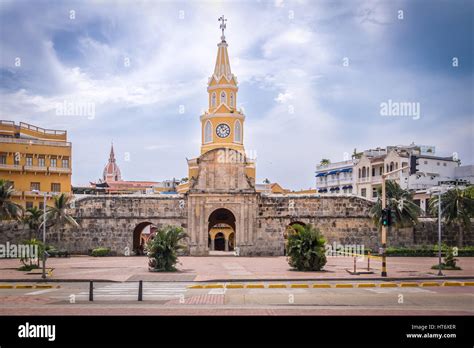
[0,255,473,282]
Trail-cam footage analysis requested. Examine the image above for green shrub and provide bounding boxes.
[18,264,39,271]
[147,225,188,272]
[383,245,474,257]
[91,247,111,257]
[286,224,327,271]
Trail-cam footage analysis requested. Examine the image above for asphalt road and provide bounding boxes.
[0,280,473,315]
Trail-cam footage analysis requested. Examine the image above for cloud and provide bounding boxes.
[0,0,472,190]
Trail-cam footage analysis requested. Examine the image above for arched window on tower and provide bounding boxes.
[211,93,216,107]
[220,91,226,105]
[230,93,234,107]
[204,120,212,143]
[234,120,242,143]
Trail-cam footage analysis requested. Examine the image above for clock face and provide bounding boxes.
[216,123,231,138]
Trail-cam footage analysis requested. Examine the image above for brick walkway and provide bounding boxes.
[0,256,472,282]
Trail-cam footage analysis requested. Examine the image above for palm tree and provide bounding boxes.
[320,159,331,166]
[21,207,43,239]
[286,224,327,271]
[46,193,78,242]
[370,180,421,228]
[0,179,22,221]
[147,225,188,272]
[429,187,474,231]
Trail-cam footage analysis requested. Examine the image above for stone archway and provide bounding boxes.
[132,222,156,255]
[208,208,236,252]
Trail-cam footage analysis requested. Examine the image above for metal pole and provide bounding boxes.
[89,281,93,301]
[368,252,371,271]
[138,280,143,301]
[381,176,387,277]
[353,256,356,273]
[42,193,46,280]
[438,191,443,276]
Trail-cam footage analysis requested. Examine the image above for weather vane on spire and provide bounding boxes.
[218,15,227,41]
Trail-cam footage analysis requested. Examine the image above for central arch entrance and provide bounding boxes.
[208,208,236,252]
[133,222,157,255]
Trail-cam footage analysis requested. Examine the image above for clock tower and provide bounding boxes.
[200,15,245,155]
[178,16,256,195]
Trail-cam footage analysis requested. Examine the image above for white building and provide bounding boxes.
[315,160,355,195]
[316,144,465,209]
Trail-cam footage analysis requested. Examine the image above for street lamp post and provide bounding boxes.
[33,190,47,280]
[437,190,443,276]
[42,192,47,280]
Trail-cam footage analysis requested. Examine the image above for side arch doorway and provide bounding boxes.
[208,208,236,252]
[133,222,157,255]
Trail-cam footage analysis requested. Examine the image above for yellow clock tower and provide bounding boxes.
[200,15,245,155]
[178,16,256,194]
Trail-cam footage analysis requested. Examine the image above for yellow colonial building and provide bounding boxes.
[0,120,72,209]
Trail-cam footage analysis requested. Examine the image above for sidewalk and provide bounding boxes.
[0,256,473,282]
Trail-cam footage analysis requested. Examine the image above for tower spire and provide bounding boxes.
[218,15,227,42]
[213,15,232,78]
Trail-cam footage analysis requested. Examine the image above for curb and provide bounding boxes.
[187,281,474,289]
[0,284,60,289]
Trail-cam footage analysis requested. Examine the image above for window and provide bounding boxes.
[0,154,6,164]
[50,158,57,167]
[211,93,216,107]
[38,157,45,167]
[443,163,447,167]
[204,120,212,143]
[372,188,378,198]
[361,188,366,197]
[26,202,33,209]
[62,158,69,168]
[39,202,44,210]
[234,120,242,143]
[358,168,361,178]
[372,167,375,177]
[30,182,40,191]
[26,156,33,166]
[220,91,226,104]
[437,162,440,166]
[51,183,61,192]
[379,167,383,175]
[230,93,234,107]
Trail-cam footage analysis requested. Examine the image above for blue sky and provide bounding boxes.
[0,0,472,189]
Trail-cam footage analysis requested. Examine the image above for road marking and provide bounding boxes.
[15,285,33,289]
[291,284,309,288]
[443,282,462,287]
[246,284,264,288]
[313,284,331,288]
[335,284,353,288]
[380,283,398,288]
[204,284,223,289]
[463,282,474,286]
[367,287,436,294]
[76,282,188,300]
[421,282,441,287]
[26,288,60,295]
[268,284,287,288]
[226,284,244,289]
[400,283,419,287]
[357,283,376,288]
[0,285,14,289]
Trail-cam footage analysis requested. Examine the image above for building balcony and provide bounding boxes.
[49,167,71,174]
[24,191,47,197]
[0,164,22,171]
[24,165,47,173]
[11,190,23,197]
[0,136,71,147]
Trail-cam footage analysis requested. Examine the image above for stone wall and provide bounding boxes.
[1,194,471,256]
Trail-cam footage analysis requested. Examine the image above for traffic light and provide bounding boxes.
[381,208,391,227]
[409,155,419,175]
